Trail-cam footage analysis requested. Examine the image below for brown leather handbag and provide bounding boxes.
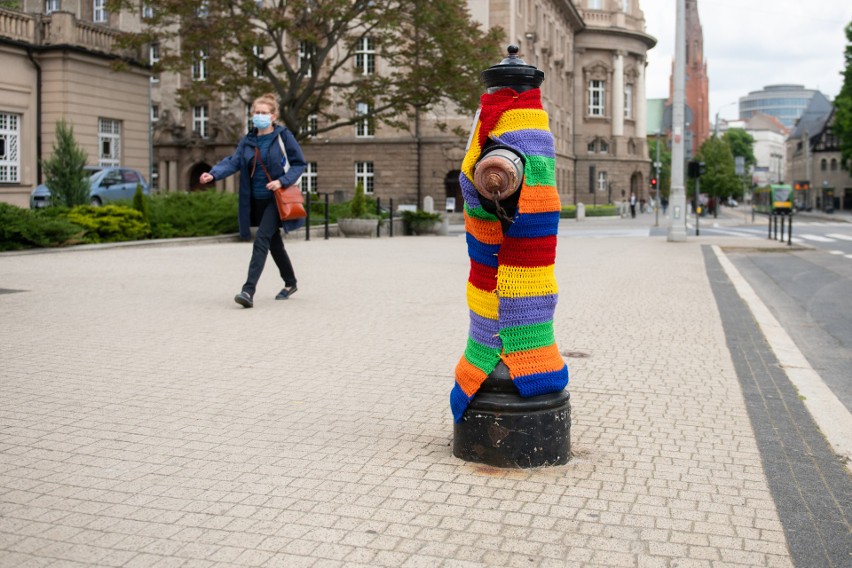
[255,144,307,221]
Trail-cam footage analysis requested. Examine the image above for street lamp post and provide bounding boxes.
[667,0,687,242]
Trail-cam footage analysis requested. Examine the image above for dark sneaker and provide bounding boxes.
[275,285,298,300]
[234,291,253,308]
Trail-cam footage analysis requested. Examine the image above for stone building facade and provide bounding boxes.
[0,4,150,208]
[4,1,657,212]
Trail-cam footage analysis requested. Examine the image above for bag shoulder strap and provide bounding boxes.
[277,134,290,174]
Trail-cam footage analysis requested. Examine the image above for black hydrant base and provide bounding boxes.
[453,398,571,468]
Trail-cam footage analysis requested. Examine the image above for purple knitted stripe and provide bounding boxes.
[469,311,501,348]
[498,295,557,328]
[460,174,482,208]
[492,130,555,159]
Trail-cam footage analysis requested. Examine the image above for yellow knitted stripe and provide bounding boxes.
[461,121,483,179]
[496,265,558,298]
[467,282,499,319]
[491,109,550,137]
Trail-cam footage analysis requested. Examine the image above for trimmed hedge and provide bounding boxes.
[0,203,84,251]
[67,205,150,243]
[560,204,618,218]
[146,191,238,238]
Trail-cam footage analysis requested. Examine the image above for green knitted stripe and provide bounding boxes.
[465,203,498,221]
[464,337,501,371]
[500,321,555,354]
[522,155,556,186]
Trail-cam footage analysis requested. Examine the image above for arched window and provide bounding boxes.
[830,159,838,171]
[820,159,827,171]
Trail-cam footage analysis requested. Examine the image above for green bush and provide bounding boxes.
[0,203,84,251]
[67,205,150,243]
[147,190,238,238]
[402,210,442,234]
[132,184,150,225]
[560,204,618,218]
[41,119,90,208]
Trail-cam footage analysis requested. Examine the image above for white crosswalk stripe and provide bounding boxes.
[826,233,852,241]
[798,234,836,243]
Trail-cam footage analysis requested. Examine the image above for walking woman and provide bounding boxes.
[200,93,306,308]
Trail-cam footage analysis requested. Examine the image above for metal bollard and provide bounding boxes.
[324,193,330,240]
[305,191,311,241]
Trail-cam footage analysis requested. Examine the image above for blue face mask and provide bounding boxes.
[252,113,272,130]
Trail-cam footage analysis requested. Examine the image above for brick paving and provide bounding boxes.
[0,225,808,567]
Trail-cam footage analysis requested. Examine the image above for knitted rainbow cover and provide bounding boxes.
[451,88,569,422]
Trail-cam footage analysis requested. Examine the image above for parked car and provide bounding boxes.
[30,166,149,208]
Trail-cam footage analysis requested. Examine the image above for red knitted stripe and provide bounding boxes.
[477,88,543,150]
[468,260,498,291]
[498,235,557,267]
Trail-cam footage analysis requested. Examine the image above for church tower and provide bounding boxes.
[668,0,709,158]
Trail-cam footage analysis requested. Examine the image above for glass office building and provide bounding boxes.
[739,84,826,129]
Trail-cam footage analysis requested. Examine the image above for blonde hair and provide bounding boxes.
[251,92,279,117]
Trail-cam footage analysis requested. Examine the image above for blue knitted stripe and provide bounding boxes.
[469,311,502,349]
[492,130,555,159]
[466,233,500,267]
[460,174,482,208]
[506,211,561,238]
[513,366,569,397]
[498,294,558,328]
[451,383,474,422]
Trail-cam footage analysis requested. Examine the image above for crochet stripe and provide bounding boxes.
[500,321,556,354]
[453,87,568,422]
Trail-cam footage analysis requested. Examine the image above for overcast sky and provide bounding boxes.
[641,0,851,122]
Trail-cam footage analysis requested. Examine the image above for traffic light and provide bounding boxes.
[650,177,658,190]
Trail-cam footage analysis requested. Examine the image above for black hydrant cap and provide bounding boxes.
[481,45,545,91]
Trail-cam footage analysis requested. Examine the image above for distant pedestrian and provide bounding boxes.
[629,192,637,218]
[662,196,669,214]
[199,92,306,308]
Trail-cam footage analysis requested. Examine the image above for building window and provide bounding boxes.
[151,163,159,190]
[588,0,602,9]
[599,140,608,154]
[196,0,209,17]
[624,84,633,119]
[142,2,153,19]
[831,158,838,171]
[597,171,607,193]
[587,141,595,153]
[820,158,827,171]
[193,105,209,138]
[151,105,159,122]
[93,0,107,22]
[621,0,630,12]
[192,48,208,81]
[356,161,374,194]
[149,42,160,83]
[356,102,374,137]
[45,0,60,14]
[305,114,317,138]
[588,80,605,116]
[299,41,316,77]
[304,162,318,193]
[355,36,375,75]
[0,112,21,183]
[98,118,121,167]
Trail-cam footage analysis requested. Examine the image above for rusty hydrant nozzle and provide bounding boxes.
[473,148,524,201]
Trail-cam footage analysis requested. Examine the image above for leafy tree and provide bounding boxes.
[347,180,368,219]
[695,136,741,202]
[835,21,852,163]
[41,120,91,208]
[648,138,671,199]
[722,128,756,169]
[109,0,503,140]
[0,1,21,9]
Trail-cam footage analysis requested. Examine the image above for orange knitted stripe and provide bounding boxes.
[465,211,504,245]
[518,184,562,214]
[502,344,565,377]
[455,357,488,396]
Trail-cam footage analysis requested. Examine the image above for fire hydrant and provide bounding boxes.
[452,45,571,468]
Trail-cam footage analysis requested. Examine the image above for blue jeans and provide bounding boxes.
[243,198,296,296]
